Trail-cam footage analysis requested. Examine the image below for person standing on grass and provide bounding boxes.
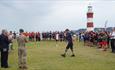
[110,28,115,53]
[83,32,90,47]
[56,32,59,41]
[61,29,75,57]
[100,32,108,51]
[17,29,28,69]
[0,29,11,68]
[55,32,59,47]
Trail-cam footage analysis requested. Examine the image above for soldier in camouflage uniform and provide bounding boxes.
[17,29,27,69]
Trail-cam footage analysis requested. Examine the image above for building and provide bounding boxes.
[86,4,94,31]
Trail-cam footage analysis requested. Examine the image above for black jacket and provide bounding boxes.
[0,34,10,49]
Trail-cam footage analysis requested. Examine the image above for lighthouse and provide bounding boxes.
[86,5,94,31]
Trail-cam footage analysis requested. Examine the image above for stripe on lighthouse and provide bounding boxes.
[87,27,94,32]
[87,18,93,22]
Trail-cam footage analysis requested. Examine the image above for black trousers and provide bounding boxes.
[66,42,73,50]
[111,39,115,52]
[0,48,1,65]
[1,49,8,67]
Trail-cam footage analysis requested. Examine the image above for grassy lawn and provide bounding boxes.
[0,40,115,70]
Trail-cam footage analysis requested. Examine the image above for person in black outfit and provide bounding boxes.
[110,28,115,53]
[0,29,10,68]
[61,29,75,57]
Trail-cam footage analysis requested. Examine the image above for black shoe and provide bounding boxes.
[1,66,4,68]
[111,51,115,53]
[23,66,28,69]
[1,66,10,68]
[19,66,22,69]
[4,66,9,68]
[61,54,66,57]
[71,54,75,57]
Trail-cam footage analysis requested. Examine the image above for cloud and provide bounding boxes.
[0,0,115,32]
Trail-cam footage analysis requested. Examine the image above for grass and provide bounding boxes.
[0,40,115,70]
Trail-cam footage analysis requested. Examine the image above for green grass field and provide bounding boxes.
[1,40,115,70]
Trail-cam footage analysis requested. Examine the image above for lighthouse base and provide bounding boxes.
[87,27,94,32]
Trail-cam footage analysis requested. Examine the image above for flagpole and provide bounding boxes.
[105,20,108,31]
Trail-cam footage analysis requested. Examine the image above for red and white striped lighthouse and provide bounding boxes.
[86,5,94,31]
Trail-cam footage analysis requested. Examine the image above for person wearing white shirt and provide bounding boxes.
[110,28,115,53]
[56,32,59,41]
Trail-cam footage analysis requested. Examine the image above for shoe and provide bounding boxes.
[4,66,10,68]
[103,49,107,51]
[71,54,75,57]
[1,66,4,68]
[23,66,28,69]
[19,66,22,69]
[2,66,10,68]
[61,54,66,57]
[111,51,115,53]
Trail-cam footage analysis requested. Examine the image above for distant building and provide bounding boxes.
[94,27,114,32]
[74,27,114,33]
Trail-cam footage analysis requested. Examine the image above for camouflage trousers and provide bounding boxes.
[18,47,27,67]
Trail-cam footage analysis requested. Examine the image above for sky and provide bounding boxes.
[0,0,115,32]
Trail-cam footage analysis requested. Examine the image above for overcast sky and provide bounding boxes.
[0,0,115,32]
